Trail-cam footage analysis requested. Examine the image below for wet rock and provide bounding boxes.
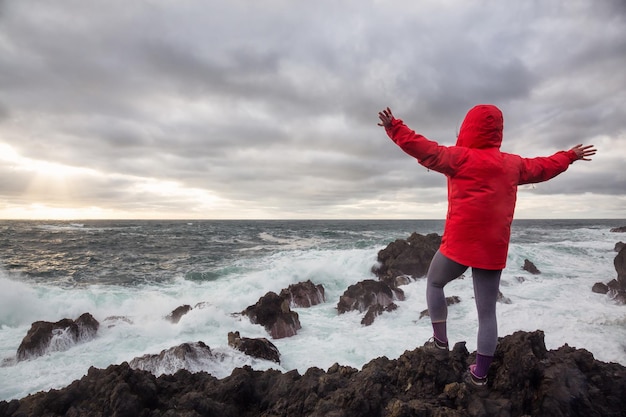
[615,241,625,252]
[372,232,441,284]
[166,304,192,323]
[523,259,541,274]
[17,313,99,361]
[497,290,512,304]
[592,282,609,294]
[228,331,280,363]
[615,246,626,286]
[610,226,626,233]
[279,280,325,308]
[242,291,302,339]
[419,296,461,319]
[337,279,404,314]
[361,303,398,326]
[592,247,626,305]
[129,341,224,376]
[3,330,625,417]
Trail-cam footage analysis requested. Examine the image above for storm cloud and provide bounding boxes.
[0,0,624,219]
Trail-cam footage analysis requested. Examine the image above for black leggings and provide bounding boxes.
[426,250,502,356]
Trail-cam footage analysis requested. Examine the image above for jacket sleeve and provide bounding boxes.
[518,150,577,185]
[385,118,466,176]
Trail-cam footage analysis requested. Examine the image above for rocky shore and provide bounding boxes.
[3,228,626,416]
[1,330,625,417]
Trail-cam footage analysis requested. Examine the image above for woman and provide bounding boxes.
[378,105,596,386]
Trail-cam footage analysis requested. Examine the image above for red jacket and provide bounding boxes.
[385,104,577,270]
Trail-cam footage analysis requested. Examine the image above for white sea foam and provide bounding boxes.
[1,221,625,401]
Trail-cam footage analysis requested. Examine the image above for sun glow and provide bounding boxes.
[0,142,237,220]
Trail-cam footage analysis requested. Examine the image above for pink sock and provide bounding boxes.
[432,321,447,344]
[472,353,493,378]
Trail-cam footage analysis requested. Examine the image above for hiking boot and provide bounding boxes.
[464,365,488,388]
[423,337,449,359]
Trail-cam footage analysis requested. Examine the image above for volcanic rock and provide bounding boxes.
[2,330,625,417]
[17,313,99,361]
[610,225,626,232]
[372,232,441,284]
[361,303,398,326]
[419,296,461,319]
[337,279,404,315]
[166,304,192,323]
[242,291,302,339]
[129,341,223,376]
[228,331,280,363]
[615,245,626,286]
[592,282,609,294]
[522,259,541,274]
[279,280,325,308]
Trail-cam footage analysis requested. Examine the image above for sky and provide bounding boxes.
[0,0,624,220]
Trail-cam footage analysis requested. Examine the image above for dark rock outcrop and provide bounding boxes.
[242,291,302,339]
[615,245,626,285]
[522,259,541,274]
[361,303,398,326]
[610,226,626,233]
[3,330,625,417]
[129,341,224,376]
[279,280,325,308]
[17,313,99,361]
[165,304,192,324]
[337,279,405,326]
[592,246,626,305]
[228,331,280,363]
[615,241,625,252]
[372,232,441,284]
[337,279,405,315]
[419,296,461,319]
[592,282,609,294]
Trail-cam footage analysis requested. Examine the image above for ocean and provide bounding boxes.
[1,219,625,401]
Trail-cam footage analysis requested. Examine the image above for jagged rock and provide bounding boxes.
[613,292,626,305]
[279,280,325,307]
[337,279,405,315]
[166,304,192,323]
[372,232,441,284]
[497,290,512,304]
[361,303,398,326]
[129,341,225,376]
[419,296,461,319]
[593,247,626,305]
[16,313,99,361]
[615,246,626,286]
[3,330,625,417]
[242,291,302,339]
[228,331,280,363]
[610,226,626,232]
[615,241,625,252]
[523,259,541,274]
[592,282,609,294]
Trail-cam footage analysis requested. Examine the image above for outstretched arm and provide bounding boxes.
[518,144,597,185]
[378,107,466,176]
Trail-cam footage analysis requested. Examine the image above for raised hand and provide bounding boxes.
[569,144,597,161]
[377,107,394,128]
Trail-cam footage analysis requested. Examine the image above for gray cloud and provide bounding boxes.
[0,0,624,219]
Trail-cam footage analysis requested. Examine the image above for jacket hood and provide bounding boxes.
[455,104,503,149]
